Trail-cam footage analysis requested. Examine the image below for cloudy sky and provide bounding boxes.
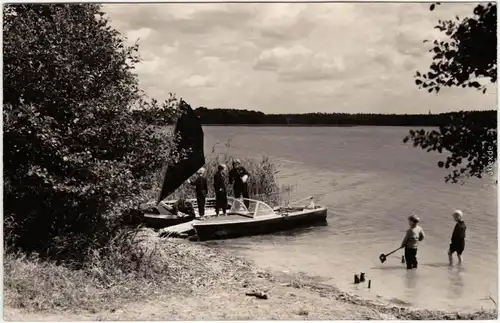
[103,2,496,114]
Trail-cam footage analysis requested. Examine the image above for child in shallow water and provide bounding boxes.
[448,210,466,265]
[401,215,425,269]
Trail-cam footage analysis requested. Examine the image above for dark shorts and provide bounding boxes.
[449,241,465,255]
[404,247,418,269]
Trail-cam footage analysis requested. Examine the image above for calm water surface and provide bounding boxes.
[202,126,497,312]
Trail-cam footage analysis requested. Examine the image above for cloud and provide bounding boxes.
[182,74,215,88]
[103,2,496,114]
[254,45,345,82]
[126,27,153,42]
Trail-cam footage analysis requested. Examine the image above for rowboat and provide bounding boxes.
[191,197,328,240]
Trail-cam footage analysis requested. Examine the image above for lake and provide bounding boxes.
[201,126,497,312]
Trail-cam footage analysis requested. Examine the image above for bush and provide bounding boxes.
[3,4,178,264]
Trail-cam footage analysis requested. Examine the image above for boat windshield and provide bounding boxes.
[229,199,275,218]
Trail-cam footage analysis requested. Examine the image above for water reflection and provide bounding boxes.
[447,266,465,299]
[404,270,418,289]
[403,270,419,300]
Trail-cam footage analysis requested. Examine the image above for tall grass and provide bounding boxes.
[4,228,253,313]
[170,141,295,206]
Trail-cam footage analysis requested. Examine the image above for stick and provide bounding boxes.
[385,247,403,257]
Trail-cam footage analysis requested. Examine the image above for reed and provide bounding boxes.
[168,141,295,206]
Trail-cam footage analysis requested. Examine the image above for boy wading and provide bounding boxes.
[448,210,466,265]
[401,215,425,269]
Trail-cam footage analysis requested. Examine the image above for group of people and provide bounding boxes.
[187,159,250,217]
[400,210,466,269]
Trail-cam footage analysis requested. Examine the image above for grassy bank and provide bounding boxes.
[4,229,253,314]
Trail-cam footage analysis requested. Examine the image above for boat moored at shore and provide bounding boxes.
[192,198,328,240]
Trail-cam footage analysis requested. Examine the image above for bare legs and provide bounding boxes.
[448,250,463,266]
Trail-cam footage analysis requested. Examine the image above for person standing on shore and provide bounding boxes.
[188,167,208,218]
[214,164,228,216]
[229,159,250,207]
[400,215,425,269]
[448,210,466,265]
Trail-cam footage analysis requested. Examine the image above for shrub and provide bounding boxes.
[3,4,178,264]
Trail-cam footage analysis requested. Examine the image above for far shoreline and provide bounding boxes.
[200,124,437,128]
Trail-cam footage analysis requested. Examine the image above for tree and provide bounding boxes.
[405,2,497,183]
[3,4,180,263]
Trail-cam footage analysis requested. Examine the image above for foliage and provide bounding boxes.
[406,3,497,183]
[3,3,179,263]
[403,111,497,183]
[194,107,495,126]
[415,2,496,94]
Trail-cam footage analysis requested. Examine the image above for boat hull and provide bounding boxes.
[193,207,328,241]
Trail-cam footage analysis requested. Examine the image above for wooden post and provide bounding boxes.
[368,280,371,288]
[360,272,366,282]
[354,274,360,284]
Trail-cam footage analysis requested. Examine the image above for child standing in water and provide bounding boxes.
[401,215,425,269]
[448,210,466,265]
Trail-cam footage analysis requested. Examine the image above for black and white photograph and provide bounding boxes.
[3,0,498,320]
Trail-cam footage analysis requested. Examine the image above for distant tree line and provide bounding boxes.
[194,107,496,127]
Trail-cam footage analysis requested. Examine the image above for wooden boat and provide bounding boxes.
[192,197,328,240]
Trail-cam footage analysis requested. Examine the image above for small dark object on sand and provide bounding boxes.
[354,274,360,284]
[297,309,309,316]
[401,255,405,263]
[360,272,366,282]
[368,280,371,288]
[246,290,268,299]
